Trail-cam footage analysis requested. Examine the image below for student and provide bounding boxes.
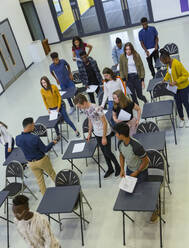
[112,37,124,66]
[112,90,141,136]
[40,76,80,137]
[16,118,57,195]
[13,195,60,248]
[49,52,75,115]
[78,51,102,104]
[139,17,159,78]
[0,121,14,159]
[74,94,120,178]
[120,42,147,105]
[160,48,189,128]
[101,67,126,110]
[72,36,93,60]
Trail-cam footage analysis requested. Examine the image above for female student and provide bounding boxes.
[0,121,14,159]
[101,67,126,110]
[112,90,141,136]
[40,76,80,137]
[160,48,189,128]
[72,36,93,61]
[120,42,147,105]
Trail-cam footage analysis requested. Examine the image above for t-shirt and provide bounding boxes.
[72,43,87,58]
[84,104,111,137]
[118,138,147,172]
[138,26,158,49]
[127,54,137,74]
[113,101,134,121]
[85,62,98,84]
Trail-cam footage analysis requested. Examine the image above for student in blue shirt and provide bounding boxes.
[49,52,76,115]
[138,17,159,78]
[112,38,124,66]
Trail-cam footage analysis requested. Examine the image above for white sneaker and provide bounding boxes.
[179,120,185,128]
[185,120,189,128]
[69,107,76,115]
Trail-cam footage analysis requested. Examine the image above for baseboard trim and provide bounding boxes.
[26,62,34,70]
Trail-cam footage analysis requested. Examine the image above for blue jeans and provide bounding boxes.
[60,82,75,108]
[126,167,148,183]
[174,85,189,119]
[108,100,114,110]
[5,138,14,160]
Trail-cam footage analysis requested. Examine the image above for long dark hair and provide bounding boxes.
[40,76,52,93]
[102,67,117,81]
[124,42,137,60]
[0,121,8,129]
[72,36,84,49]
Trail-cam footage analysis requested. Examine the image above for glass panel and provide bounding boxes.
[77,0,101,34]
[101,0,125,29]
[127,0,149,24]
[53,0,63,15]
[2,34,15,65]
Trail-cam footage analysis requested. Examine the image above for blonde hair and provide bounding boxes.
[113,90,131,109]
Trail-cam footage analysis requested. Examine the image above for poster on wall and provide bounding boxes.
[180,0,189,12]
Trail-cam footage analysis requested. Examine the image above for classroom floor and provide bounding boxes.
[1,16,189,248]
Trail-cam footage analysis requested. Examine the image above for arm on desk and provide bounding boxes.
[130,155,149,177]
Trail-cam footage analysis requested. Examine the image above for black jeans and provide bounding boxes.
[146,50,159,77]
[174,85,189,119]
[95,134,120,171]
[127,74,147,105]
[88,85,100,104]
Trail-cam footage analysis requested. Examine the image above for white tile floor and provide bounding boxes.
[1,16,189,248]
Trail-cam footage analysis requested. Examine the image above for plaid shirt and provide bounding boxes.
[77,57,102,86]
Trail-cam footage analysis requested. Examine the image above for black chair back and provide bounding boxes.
[55,170,80,187]
[137,121,159,134]
[153,82,175,99]
[82,118,89,135]
[32,123,47,137]
[6,161,23,178]
[164,43,179,55]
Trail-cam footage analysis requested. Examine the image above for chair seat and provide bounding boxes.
[148,175,163,183]
[3,183,23,197]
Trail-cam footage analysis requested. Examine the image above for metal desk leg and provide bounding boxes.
[7,198,9,248]
[170,114,177,145]
[159,194,163,248]
[60,123,63,154]
[77,107,79,123]
[164,141,170,183]
[79,194,84,246]
[68,159,82,174]
[98,161,101,188]
[122,211,126,246]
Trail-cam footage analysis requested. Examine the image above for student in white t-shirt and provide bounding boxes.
[0,121,14,160]
[101,67,126,110]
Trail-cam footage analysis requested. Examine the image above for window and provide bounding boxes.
[53,0,63,15]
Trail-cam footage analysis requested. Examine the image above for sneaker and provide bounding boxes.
[69,107,76,115]
[115,167,121,177]
[185,120,189,128]
[179,120,185,128]
[76,131,80,137]
[150,209,159,223]
[104,169,114,179]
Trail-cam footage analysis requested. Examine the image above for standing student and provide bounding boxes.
[138,17,159,78]
[74,94,120,178]
[40,76,80,137]
[0,121,14,160]
[112,37,124,66]
[16,118,57,195]
[101,67,126,110]
[72,36,93,61]
[112,90,141,136]
[160,48,189,128]
[120,42,147,105]
[49,52,76,115]
[13,195,61,248]
[78,51,102,104]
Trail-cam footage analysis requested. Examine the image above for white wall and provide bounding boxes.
[151,0,189,21]
[0,0,33,67]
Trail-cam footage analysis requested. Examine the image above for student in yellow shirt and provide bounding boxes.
[40,76,80,137]
[160,49,189,128]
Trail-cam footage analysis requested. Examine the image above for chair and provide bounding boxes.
[164,43,180,61]
[98,91,106,107]
[152,82,175,100]
[137,121,159,134]
[146,149,172,214]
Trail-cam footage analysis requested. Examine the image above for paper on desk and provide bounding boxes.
[117,64,120,71]
[126,86,132,95]
[60,91,67,96]
[119,176,138,193]
[118,109,131,121]
[49,110,58,121]
[86,85,98,93]
[147,48,155,56]
[167,84,177,94]
[72,142,85,153]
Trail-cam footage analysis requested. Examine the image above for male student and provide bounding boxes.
[16,117,57,195]
[13,195,60,248]
[74,94,120,178]
[112,37,124,66]
[49,52,76,115]
[138,17,159,78]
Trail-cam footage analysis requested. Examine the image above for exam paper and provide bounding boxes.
[86,85,98,93]
[49,110,58,121]
[119,176,138,193]
[167,84,177,94]
[126,86,132,95]
[60,91,67,96]
[72,142,85,153]
[118,109,131,121]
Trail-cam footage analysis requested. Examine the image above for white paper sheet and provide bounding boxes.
[117,64,120,71]
[49,110,58,121]
[60,91,67,96]
[86,85,98,93]
[167,84,177,94]
[73,57,82,62]
[118,109,131,121]
[126,86,132,95]
[147,48,155,56]
[72,142,86,153]
[103,110,108,114]
[119,176,138,193]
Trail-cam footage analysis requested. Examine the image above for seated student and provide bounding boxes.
[72,36,93,61]
[40,76,80,137]
[112,37,124,66]
[49,52,76,115]
[112,90,141,136]
[160,48,189,128]
[0,121,14,160]
[13,195,61,248]
[101,67,126,110]
[78,51,102,104]
[74,94,120,178]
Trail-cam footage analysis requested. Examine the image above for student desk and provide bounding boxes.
[62,138,105,188]
[3,147,27,166]
[147,77,164,101]
[142,100,177,145]
[113,182,165,247]
[37,185,88,246]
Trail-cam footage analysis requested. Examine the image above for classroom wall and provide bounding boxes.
[151,0,189,21]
